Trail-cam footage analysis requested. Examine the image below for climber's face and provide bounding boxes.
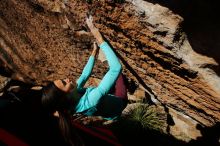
[54,78,74,93]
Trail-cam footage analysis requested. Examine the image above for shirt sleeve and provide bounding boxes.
[84,42,122,107]
[76,56,95,90]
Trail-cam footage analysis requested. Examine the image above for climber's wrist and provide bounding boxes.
[96,37,104,46]
[90,30,103,45]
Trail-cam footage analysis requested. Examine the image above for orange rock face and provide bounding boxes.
[0,0,220,129]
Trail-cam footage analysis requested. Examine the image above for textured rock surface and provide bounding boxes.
[0,75,10,94]
[0,0,220,140]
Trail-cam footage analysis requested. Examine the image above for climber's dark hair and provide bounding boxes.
[42,82,71,112]
[42,82,83,146]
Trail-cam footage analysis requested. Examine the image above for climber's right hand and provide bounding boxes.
[86,15,104,45]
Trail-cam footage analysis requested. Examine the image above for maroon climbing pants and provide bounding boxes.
[112,74,128,100]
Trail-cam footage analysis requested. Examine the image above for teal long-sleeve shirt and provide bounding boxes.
[74,42,122,119]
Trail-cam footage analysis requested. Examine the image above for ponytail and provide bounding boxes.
[42,82,84,146]
[58,111,84,146]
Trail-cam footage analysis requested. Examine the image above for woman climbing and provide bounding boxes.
[41,15,128,145]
